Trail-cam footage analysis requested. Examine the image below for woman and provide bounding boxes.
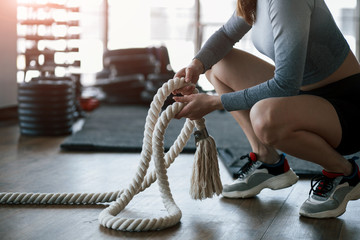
[172,0,360,218]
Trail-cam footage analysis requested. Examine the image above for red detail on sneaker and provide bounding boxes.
[322,169,344,178]
[355,163,360,179]
[283,158,290,172]
[249,152,257,162]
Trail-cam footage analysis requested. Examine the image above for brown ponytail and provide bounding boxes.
[237,0,257,25]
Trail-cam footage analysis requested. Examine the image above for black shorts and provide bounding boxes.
[299,73,360,155]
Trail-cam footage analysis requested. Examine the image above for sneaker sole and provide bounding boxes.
[299,182,360,219]
[222,169,299,198]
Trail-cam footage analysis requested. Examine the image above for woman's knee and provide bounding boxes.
[207,49,275,92]
[250,98,287,145]
[205,68,215,85]
[204,55,229,85]
[206,49,242,77]
[205,49,250,92]
[204,65,234,94]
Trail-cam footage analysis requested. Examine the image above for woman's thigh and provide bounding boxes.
[250,94,342,149]
[206,48,275,92]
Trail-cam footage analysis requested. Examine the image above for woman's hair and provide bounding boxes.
[237,0,257,25]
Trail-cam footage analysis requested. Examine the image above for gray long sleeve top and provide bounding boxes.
[194,0,350,111]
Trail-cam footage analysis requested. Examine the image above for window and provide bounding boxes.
[17,0,360,87]
[106,0,360,90]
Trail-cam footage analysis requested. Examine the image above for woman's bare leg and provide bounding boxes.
[250,96,353,175]
[205,48,352,175]
[205,48,280,163]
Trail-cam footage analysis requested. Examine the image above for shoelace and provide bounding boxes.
[309,175,335,197]
[236,154,255,178]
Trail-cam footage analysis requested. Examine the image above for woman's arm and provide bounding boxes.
[173,11,251,118]
[173,12,251,94]
[194,11,252,73]
[221,0,314,111]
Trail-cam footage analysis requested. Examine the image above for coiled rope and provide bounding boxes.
[0,77,222,231]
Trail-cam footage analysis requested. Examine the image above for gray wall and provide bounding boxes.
[0,0,17,108]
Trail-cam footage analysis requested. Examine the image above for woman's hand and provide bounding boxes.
[173,59,205,96]
[173,93,223,120]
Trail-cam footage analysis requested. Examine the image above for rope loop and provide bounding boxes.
[99,77,196,231]
[0,77,221,232]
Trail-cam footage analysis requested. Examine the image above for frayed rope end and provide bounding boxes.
[190,128,223,200]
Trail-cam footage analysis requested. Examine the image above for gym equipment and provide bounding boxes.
[96,46,176,105]
[1,77,222,232]
[17,78,76,136]
[95,74,146,104]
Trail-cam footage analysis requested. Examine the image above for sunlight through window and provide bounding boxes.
[16,0,359,86]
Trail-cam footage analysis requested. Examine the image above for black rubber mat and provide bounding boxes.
[61,105,359,177]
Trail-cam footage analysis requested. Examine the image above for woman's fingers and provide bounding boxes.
[172,95,189,103]
[185,67,193,82]
[173,93,222,120]
[173,59,202,94]
[172,85,196,95]
[174,68,186,78]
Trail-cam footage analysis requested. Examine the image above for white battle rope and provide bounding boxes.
[0,77,222,232]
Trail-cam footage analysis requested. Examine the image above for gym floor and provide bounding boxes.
[1,119,360,240]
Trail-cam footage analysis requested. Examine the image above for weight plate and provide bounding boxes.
[31,76,74,82]
[18,107,75,116]
[18,94,74,103]
[20,127,72,136]
[18,80,74,91]
[18,101,75,109]
[19,121,73,129]
[18,88,74,97]
[18,114,74,123]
